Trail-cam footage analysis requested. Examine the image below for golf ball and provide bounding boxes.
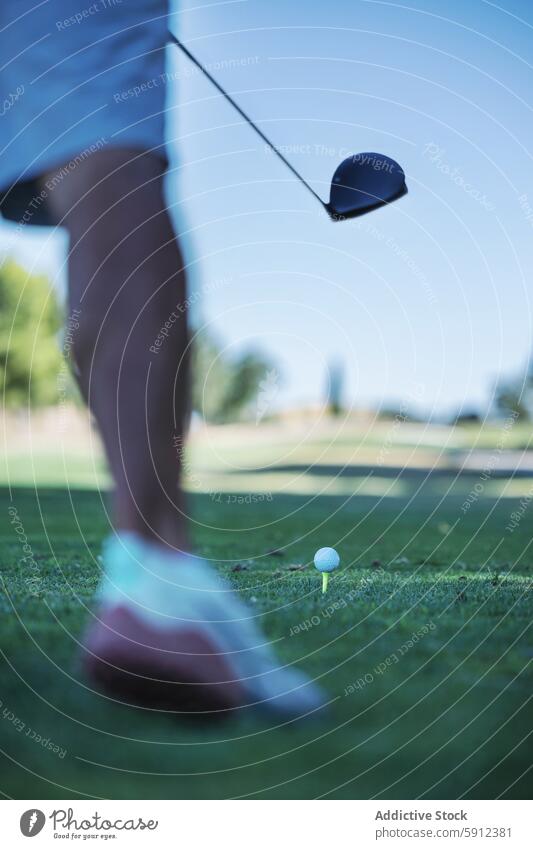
[314,547,340,573]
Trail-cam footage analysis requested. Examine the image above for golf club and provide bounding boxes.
[168,32,408,220]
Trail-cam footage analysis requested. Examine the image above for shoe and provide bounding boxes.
[82,532,328,718]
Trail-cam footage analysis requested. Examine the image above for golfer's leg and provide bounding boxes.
[47,148,189,551]
[45,148,326,717]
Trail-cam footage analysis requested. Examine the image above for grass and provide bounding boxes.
[0,419,532,799]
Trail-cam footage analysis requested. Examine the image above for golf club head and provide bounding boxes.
[326,152,407,220]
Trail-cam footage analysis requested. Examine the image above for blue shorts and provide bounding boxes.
[0,0,169,225]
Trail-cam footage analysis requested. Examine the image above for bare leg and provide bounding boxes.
[46,148,189,551]
[51,152,326,718]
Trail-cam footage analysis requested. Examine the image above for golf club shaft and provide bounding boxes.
[168,32,326,209]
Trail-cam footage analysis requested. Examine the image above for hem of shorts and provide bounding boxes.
[0,135,168,226]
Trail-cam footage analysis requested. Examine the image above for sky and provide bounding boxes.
[1,0,533,419]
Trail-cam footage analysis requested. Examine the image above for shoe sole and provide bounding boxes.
[82,605,245,717]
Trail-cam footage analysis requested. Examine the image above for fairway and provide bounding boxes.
[0,419,531,799]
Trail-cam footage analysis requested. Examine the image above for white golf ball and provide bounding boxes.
[314,547,340,573]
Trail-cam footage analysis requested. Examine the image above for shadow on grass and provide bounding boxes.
[236,463,533,480]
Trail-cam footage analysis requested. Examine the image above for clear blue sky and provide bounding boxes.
[2,0,532,418]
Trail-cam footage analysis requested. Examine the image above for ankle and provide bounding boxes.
[114,514,190,555]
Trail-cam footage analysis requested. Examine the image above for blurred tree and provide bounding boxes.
[192,330,274,423]
[494,382,528,420]
[0,259,273,420]
[0,259,62,407]
[493,357,533,420]
[325,358,344,416]
[452,410,481,425]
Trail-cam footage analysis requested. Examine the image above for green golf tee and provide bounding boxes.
[322,572,329,594]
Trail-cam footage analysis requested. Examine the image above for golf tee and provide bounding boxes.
[322,572,329,594]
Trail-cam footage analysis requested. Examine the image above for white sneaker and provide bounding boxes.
[82,532,328,718]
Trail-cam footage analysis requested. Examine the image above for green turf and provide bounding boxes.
[0,425,532,799]
[1,493,531,799]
